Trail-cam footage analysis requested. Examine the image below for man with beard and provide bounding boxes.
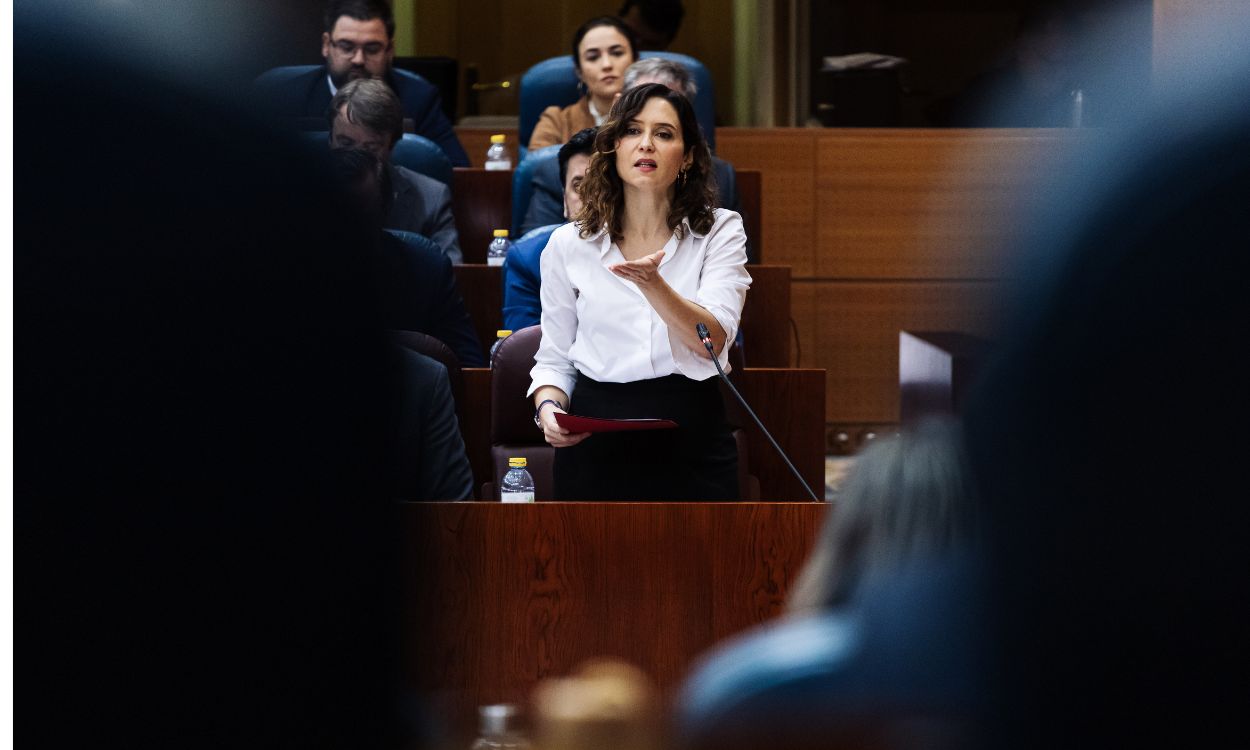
[258,0,469,167]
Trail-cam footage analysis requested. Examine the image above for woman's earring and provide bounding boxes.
[576,79,588,97]
[678,166,688,187]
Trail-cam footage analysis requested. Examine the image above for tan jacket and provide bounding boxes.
[528,97,597,151]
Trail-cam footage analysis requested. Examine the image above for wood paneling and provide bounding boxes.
[451,168,512,263]
[814,129,1068,279]
[805,280,1000,424]
[404,501,827,729]
[735,169,762,261]
[739,265,790,368]
[735,368,826,501]
[715,129,817,275]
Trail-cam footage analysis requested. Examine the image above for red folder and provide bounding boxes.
[554,412,679,433]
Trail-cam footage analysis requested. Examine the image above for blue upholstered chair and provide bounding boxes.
[677,562,981,750]
[517,51,716,157]
[511,144,562,236]
[391,133,453,186]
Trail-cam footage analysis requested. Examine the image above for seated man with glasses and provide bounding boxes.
[258,0,469,167]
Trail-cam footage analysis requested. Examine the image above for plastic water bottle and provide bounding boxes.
[500,457,535,503]
[486,229,511,267]
[484,134,512,171]
[470,704,531,750]
[490,329,512,366]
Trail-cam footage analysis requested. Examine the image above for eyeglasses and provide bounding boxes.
[331,40,387,58]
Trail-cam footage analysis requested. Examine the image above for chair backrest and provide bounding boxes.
[518,51,716,153]
[511,144,562,235]
[391,133,453,186]
[392,328,465,427]
[486,325,554,500]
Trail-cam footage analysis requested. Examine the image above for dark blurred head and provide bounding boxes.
[329,77,403,159]
[618,0,684,50]
[961,11,1250,743]
[330,146,392,229]
[789,418,977,614]
[321,0,395,88]
[18,5,406,748]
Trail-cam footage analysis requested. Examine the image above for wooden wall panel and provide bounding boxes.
[806,280,1001,424]
[404,501,827,734]
[814,129,1071,280]
[716,129,816,276]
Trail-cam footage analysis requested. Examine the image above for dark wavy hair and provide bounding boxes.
[576,83,716,241]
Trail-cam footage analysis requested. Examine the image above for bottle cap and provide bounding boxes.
[490,134,506,144]
[496,329,513,338]
[509,457,527,468]
[493,229,509,238]
[478,703,521,735]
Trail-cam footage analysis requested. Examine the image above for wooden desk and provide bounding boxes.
[458,366,824,502]
[452,168,512,264]
[404,501,827,726]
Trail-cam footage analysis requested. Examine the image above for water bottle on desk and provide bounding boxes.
[486,229,512,267]
[470,704,531,750]
[490,329,512,366]
[500,457,535,503]
[484,134,512,171]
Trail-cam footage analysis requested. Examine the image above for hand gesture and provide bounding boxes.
[609,250,665,289]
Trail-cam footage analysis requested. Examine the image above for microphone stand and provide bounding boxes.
[696,323,821,501]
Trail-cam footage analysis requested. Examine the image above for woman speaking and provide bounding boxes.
[528,83,752,501]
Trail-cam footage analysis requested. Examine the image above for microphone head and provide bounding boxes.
[695,322,710,340]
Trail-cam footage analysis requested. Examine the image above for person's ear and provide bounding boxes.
[321,32,331,60]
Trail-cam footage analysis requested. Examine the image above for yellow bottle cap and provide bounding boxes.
[491,134,506,144]
[508,457,527,468]
[496,329,512,338]
[493,229,509,238]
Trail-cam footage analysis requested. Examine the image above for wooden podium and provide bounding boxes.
[403,501,827,728]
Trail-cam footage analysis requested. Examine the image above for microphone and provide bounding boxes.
[696,322,820,501]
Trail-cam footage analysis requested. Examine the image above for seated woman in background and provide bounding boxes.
[528,83,751,501]
[787,417,978,614]
[528,16,639,151]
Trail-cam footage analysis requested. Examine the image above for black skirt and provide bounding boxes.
[553,372,739,501]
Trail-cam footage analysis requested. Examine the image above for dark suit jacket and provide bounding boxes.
[518,156,748,257]
[377,231,485,367]
[395,348,475,500]
[258,66,470,167]
[387,165,461,263]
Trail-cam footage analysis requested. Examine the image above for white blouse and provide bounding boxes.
[527,208,752,399]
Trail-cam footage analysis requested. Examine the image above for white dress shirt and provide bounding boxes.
[528,208,752,399]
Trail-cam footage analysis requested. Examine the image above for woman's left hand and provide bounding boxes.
[609,250,665,289]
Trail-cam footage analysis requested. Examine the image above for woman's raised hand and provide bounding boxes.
[609,250,665,288]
